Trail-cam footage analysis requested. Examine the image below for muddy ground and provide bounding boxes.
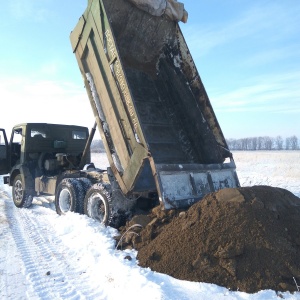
[115,186,300,293]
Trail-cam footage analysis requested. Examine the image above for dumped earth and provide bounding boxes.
[115,185,300,293]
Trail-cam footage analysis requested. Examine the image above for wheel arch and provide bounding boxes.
[9,169,20,186]
[10,166,35,194]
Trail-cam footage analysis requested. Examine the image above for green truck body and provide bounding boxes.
[70,0,239,210]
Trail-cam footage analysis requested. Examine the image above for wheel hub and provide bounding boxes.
[59,188,72,213]
[89,193,106,222]
[14,179,23,203]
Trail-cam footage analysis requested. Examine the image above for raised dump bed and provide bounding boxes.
[70,0,239,209]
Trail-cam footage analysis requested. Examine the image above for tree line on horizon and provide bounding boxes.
[90,135,299,153]
[91,139,105,152]
[226,135,299,151]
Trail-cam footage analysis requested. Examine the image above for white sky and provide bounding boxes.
[0,0,299,139]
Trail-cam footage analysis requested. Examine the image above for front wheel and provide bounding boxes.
[84,183,112,226]
[12,174,33,208]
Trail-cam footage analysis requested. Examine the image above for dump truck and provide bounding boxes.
[0,0,239,227]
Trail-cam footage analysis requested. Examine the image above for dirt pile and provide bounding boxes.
[116,185,300,293]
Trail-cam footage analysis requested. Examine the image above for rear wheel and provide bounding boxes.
[12,174,33,208]
[84,183,112,226]
[77,178,92,214]
[55,178,85,215]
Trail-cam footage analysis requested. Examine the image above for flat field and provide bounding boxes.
[92,150,300,197]
[232,150,300,197]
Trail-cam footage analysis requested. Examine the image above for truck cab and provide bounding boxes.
[0,123,90,208]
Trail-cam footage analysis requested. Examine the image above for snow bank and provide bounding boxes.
[0,151,299,299]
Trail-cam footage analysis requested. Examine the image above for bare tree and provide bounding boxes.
[290,135,298,150]
[241,138,249,150]
[227,135,299,151]
[257,136,264,150]
[275,136,283,150]
[285,137,291,150]
[235,139,242,150]
[264,136,274,150]
[251,137,258,150]
[226,139,234,150]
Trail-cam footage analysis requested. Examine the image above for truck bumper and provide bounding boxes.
[3,175,9,185]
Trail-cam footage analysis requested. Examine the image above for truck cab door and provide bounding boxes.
[0,128,9,175]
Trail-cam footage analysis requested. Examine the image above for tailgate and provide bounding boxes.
[156,160,239,209]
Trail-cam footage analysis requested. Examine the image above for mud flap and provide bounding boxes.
[156,160,240,209]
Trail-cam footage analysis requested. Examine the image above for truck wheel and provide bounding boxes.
[55,178,85,215]
[12,174,33,208]
[77,178,92,214]
[84,183,112,226]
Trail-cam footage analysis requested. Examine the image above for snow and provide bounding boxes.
[0,152,300,300]
[232,151,300,198]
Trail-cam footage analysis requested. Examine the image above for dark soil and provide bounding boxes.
[115,186,300,293]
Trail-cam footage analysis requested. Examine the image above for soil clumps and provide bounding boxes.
[116,185,300,293]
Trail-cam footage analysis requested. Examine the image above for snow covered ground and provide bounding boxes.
[232,151,300,198]
[0,151,299,300]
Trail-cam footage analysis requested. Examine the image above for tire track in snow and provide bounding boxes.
[1,200,28,300]
[8,204,103,300]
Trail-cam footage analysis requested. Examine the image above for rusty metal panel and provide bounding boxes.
[156,161,240,209]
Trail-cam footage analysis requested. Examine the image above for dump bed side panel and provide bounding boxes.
[71,0,152,194]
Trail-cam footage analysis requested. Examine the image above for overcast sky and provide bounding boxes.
[0,0,299,139]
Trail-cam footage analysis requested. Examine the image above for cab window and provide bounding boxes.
[72,130,87,140]
[0,130,7,145]
[12,128,23,144]
[31,129,48,139]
